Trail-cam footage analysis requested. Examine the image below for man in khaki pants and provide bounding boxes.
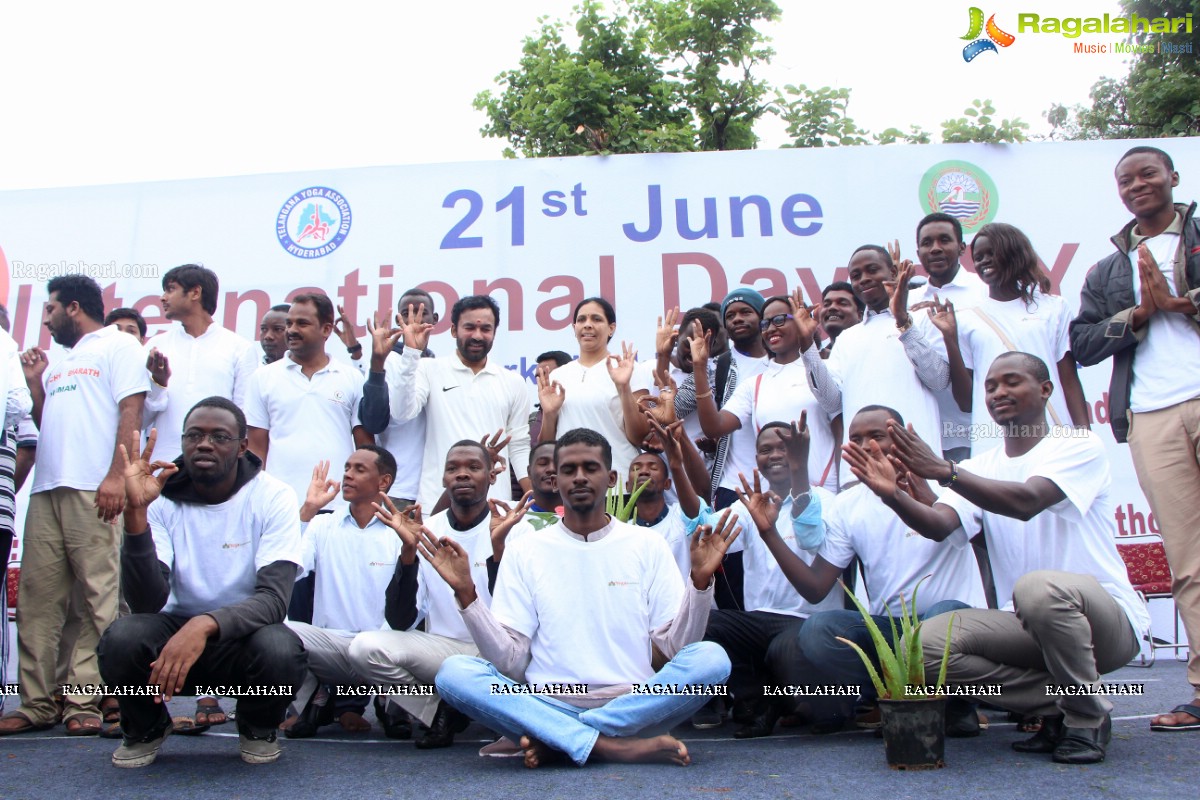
[1070,145,1200,732]
[0,275,147,735]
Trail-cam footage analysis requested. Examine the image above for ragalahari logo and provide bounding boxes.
[961,7,1016,61]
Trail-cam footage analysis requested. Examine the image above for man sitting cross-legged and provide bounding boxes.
[98,398,307,767]
[847,352,1148,764]
[280,448,403,738]
[348,440,532,749]
[432,428,737,768]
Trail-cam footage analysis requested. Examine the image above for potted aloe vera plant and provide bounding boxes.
[837,579,956,770]
[606,481,648,523]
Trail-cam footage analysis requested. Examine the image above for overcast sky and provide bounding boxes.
[0,0,1132,191]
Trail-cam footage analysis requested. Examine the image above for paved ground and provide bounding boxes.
[0,660,1195,800]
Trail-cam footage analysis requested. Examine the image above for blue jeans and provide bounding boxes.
[797,600,972,700]
[435,641,731,765]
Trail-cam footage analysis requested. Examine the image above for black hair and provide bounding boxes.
[555,427,613,470]
[163,264,219,315]
[701,301,722,314]
[447,439,493,466]
[1118,146,1174,172]
[855,404,905,427]
[972,223,1050,310]
[536,350,572,367]
[529,440,557,465]
[47,275,104,324]
[916,212,964,246]
[356,443,398,482]
[268,303,290,313]
[822,281,865,313]
[992,351,1052,384]
[185,396,247,438]
[398,287,436,311]
[757,421,794,441]
[851,244,894,269]
[291,292,335,326]
[104,307,148,338]
[451,295,501,328]
[680,307,722,337]
[572,296,616,325]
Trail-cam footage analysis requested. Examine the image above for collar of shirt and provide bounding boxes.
[449,353,502,377]
[336,506,386,531]
[632,503,671,527]
[71,324,118,351]
[557,515,616,543]
[863,307,896,324]
[1130,211,1184,249]
[283,353,337,375]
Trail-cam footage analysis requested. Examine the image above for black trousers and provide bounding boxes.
[98,613,306,739]
[704,609,802,701]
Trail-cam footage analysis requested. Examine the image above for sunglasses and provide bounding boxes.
[759,313,795,331]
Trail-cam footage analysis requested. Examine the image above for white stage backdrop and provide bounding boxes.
[1,140,1191,578]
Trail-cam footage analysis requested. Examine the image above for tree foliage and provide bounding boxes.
[1046,0,1200,139]
[941,99,1029,144]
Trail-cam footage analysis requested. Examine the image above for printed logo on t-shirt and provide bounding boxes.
[608,580,640,588]
[368,561,393,567]
[222,540,251,550]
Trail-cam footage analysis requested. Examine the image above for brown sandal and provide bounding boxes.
[64,715,103,736]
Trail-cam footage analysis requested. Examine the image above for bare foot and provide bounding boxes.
[519,735,567,769]
[278,715,300,731]
[590,734,690,766]
[1150,709,1200,729]
[336,711,372,732]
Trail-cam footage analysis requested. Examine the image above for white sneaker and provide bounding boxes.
[112,724,171,768]
[239,728,282,764]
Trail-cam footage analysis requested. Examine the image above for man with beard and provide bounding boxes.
[1,276,143,737]
[432,428,736,768]
[388,295,531,507]
[142,264,259,465]
[245,293,371,511]
[816,282,863,359]
[257,305,290,366]
[97,398,306,766]
[351,440,531,749]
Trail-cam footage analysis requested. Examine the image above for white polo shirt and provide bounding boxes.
[244,354,363,509]
[547,359,640,484]
[143,321,260,463]
[819,483,986,616]
[33,326,151,493]
[390,348,531,508]
[937,429,1149,638]
[299,508,400,636]
[150,470,303,619]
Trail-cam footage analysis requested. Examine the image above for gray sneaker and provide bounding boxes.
[112,724,171,768]
[239,728,282,764]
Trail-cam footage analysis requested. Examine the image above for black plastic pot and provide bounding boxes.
[878,697,946,770]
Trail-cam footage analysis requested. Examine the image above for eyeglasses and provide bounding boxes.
[182,431,239,446]
[759,313,795,331]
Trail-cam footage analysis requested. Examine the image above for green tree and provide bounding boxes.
[1046,0,1200,139]
[941,99,1029,144]
[776,84,869,147]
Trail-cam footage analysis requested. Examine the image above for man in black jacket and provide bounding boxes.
[1069,145,1200,732]
[97,397,306,766]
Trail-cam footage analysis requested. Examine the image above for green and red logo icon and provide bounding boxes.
[962,7,1016,61]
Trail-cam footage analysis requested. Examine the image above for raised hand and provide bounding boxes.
[119,428,178,511]
[19,347,48,387]
[415,527,476,600]
[777,412,811,468]
[644,412,684,461]
[636,376,677,427]
[886,421,951,483]
[400,302,435,352]
[735,470,782,532]
[687,326,711,365]
[654,307,681,359]
[302,460,341,515]
[689,507,740,590]
[480,429,511,479]
[373,497,423,549]
[842,440,899,499]
[926,293,957,338]
[146,348,171,387]
[1138,243,1191,314]
[789,289,820,351]
[332,304,363,352]
[886,239,902,271]
[891,455,938,507]
[489,492,534,561]
[606,341,638,387]
[889,259,915,325]
[367,311,403,362]
[536,367,565,415]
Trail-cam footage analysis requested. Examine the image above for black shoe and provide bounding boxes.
[374,697,412,740]
[733,700,780,739]
[691,698,724,729]
[414,702,470,749]
[730,698,757,726]
[1012,715,1064,754]
[1052,715,1111,765]
[284,694,335,739]
[945,700,981,738]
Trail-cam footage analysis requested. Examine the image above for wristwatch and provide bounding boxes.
[937,460,958,487]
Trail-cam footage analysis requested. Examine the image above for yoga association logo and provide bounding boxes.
[961,7,1016,62]
[918,161,999,233]
[276,186,352,259]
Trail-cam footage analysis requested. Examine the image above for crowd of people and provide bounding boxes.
[0,145,1196,771]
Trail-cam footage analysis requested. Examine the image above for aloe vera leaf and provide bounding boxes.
[935,613,956,692]
[835,636,887,698]
[838,580,905,699]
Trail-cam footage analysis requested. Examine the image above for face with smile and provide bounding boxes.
[1116,152,1178,223]
[555,442,616,515]
[916,221,964,284]
[573,301,615,356]
[628,452,670,498]
[819,290,860,338]
[453,308,497,365]
[528,443,558,501]
[341,449,390,504]
[259,310,288,362]
[286,300,332,360]
[984,355,1053,426]
[182,407,246,485]
[847,250,896,312]
[442,444,493,509]
[754,427,792,490]
[971,234,998,286]
[847,409,896,458]
[760,299,798,356]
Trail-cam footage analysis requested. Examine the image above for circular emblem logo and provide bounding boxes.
[918,161,998,233]
[276,187,352,259]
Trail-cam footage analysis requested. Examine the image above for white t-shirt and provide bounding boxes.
[936,430,1149,638]
[731,348,769,381]
[819,483,985,616]
[548,359,640,483]
[0,330,32,432]
[720,350,769,494]
[639,504,691,580]
[909,269,989,454]
[957,291,1073,450]
[1129,230,1200,411]
[379,351,427,500]
[150,470,303,619]
[720,488,845,617]
[33,326,151,493]
[721,360,838,492]
[299,508,401,636]
[143,321,260,464]
[418,510,511,643]
[244,354,363,509]
[390,348,531,508]
[825,311,944,485]
[492,520,683,688]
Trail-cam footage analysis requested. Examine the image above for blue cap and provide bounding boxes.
[721,288,766,320]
